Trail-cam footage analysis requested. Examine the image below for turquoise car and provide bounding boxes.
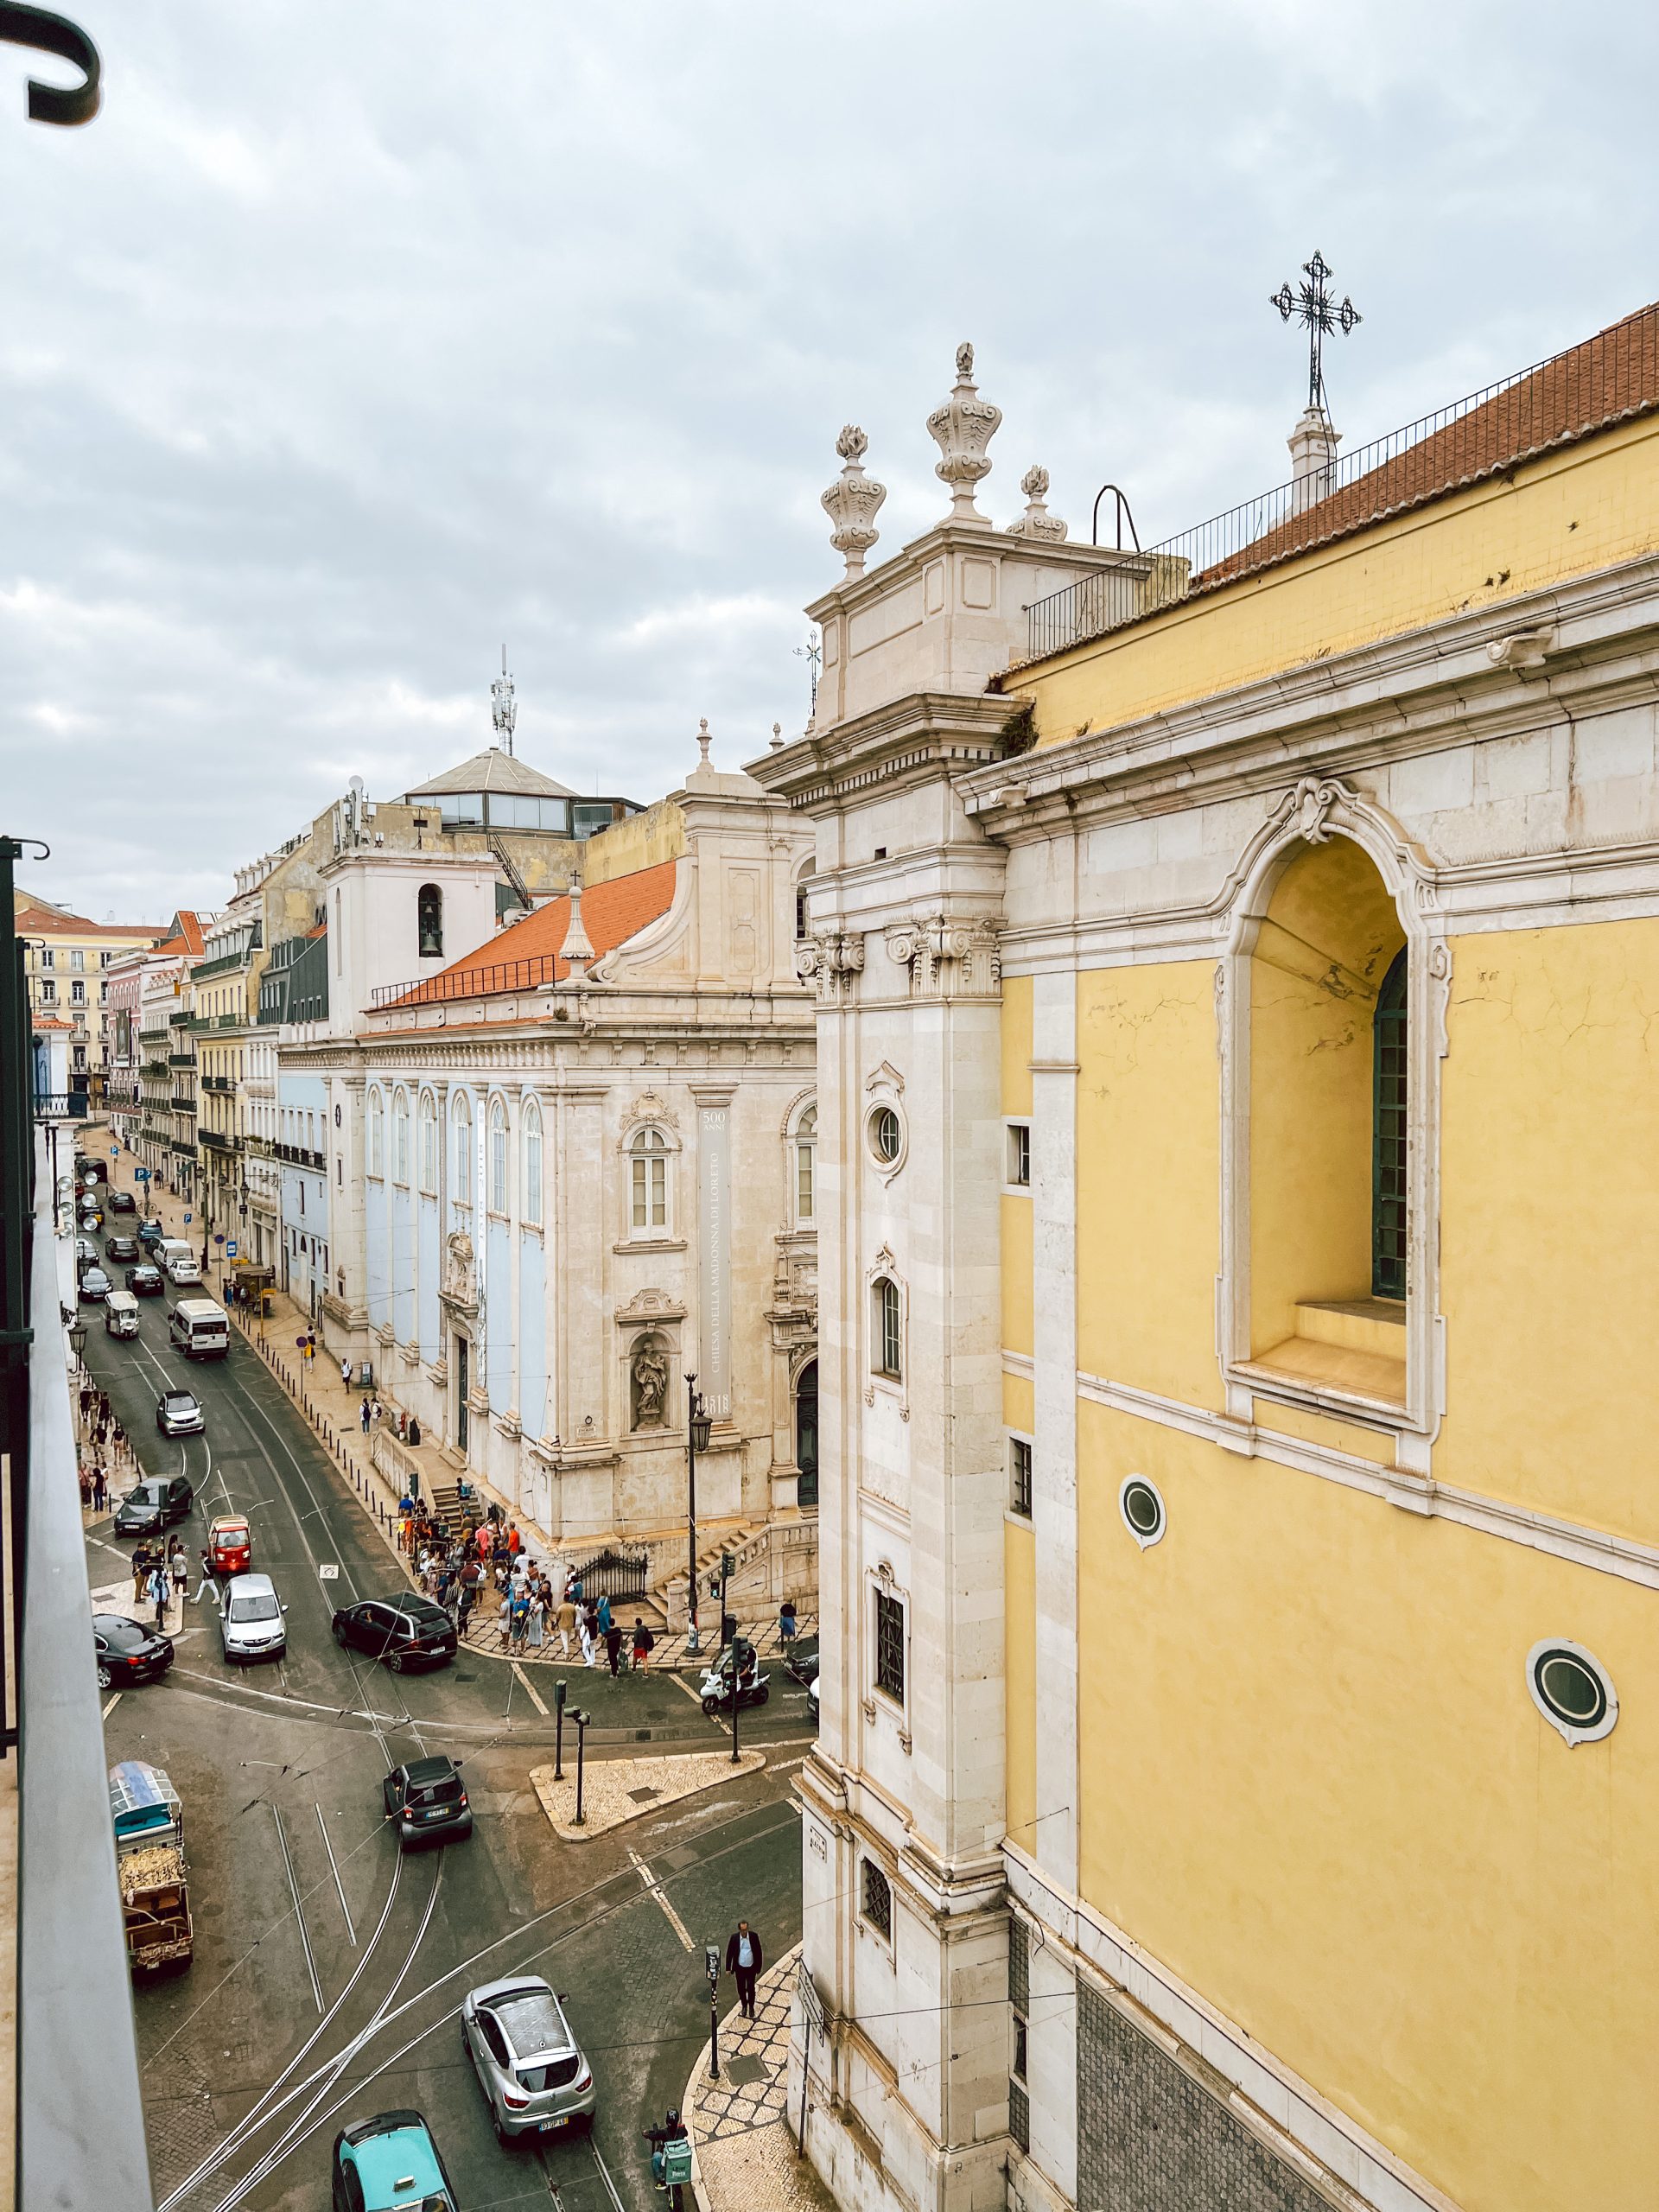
[330,2111,458,2212]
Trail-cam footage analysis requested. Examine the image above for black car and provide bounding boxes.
[105,1233,140,1263]
[78,1266,112,1302]
[126,1263,165,1295]
[334,1593,458,1673]
[383,1756,472,1848]
[785,1636,820,1690]
[108,1189,137,1214]
[92,1613,175,1690]
[112,1476,194,1537]
[137,1219,165,1250]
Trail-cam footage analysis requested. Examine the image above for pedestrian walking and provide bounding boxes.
[340,1355,353,1390]
[556,1593,576,1659]
[131,1542,150,1602]
[92,1464,107,1511]
[725,1922,764,2021]
[779,1597,798,1653]
[509,1587,531,1651]
[191,1546,219,1608]
[168,1538,188,1602]
[149,1564,169,1633]
[370,1395,383,1427]
[407,1414,422,1446]
[359,1395,371,1434]
[631,1619,654,1673]
[604,1621,623,1676]
[596,1592,613,1637]
[525,1587,545,1650]
[579,1603,597,1668]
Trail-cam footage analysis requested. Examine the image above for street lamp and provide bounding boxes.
[684,1373,713,1656]
[703,1942,722,2082]
[67,1317,87,1376]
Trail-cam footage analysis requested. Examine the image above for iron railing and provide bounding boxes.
[1025,300,1659,664]
[372,951,563,1008]
[566,1547,650,1603]
[29,1092,89,1121]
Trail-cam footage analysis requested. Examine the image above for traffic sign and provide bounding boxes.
[214,1232,226,1245]
[184,1212,192,1224]
[226,1239,238,1258]
[136,1167,151,1180]
[110,1144,118,1156]
[317,1564,339,1580]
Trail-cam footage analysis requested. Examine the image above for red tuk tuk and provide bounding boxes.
[208,1515,251,1575]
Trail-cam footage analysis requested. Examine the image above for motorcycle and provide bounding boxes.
[699,1656,770,1717]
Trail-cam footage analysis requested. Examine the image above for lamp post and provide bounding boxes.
[703,1942,722,2081]
[67,1317,87,1377]
[570,1707,589,1825]
[684,1373,712,1656]
[553,1677,567,1781]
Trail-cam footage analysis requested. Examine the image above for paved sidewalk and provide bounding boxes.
[529,1746,765,1841]
[683,1946,836,2212]
[461,1605,819,1676]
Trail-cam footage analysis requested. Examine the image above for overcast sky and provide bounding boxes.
[4,0,1655,918]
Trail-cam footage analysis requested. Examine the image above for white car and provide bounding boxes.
[165,1253,203,1287]
[220,1573,288,1663]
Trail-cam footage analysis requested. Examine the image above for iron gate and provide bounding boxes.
[567,1547,649,1602]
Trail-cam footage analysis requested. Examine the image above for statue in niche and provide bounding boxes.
[443,1230,474,1305]
[631,1336,670,1431]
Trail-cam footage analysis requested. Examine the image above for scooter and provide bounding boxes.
[699,1658,771,1717]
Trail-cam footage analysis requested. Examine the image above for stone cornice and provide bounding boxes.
[749,690,1019,813]
[967,550,1659,836]
[803,517,1137,630]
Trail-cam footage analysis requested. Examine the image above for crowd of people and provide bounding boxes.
[74,1378,130,1516]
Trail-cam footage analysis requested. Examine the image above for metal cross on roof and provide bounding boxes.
[490,645,516,756]
[1270,250,1363,415]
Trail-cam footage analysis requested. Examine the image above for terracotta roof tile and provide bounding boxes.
[384,860,678,1011]
[1198,297,1659,594]
[14,906,165,939]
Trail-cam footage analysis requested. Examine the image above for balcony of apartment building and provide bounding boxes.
[1,1112,155,2205]
[271,1140,326,1170]
[167,1007,191,1030]
[199,1128,239,1154]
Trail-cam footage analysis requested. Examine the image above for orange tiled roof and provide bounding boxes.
[15,905,167,939]
[1198,297,1659,594]
[385,861,679,1011]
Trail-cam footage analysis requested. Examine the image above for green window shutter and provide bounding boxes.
[1371,948,1408,1299]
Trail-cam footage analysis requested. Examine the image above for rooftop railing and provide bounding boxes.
[1024,302,1659,664]
[372,951,562,1008]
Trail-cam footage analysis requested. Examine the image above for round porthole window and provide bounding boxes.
[1526,1638,1617,1745]
[868,1105,903,1167]
[1119,1475,1166,1550]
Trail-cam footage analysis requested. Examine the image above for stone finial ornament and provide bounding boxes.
[558,881,595,980]
[771,721,784,749]
[1005,463,1068,543]
[822,424,887,579]
[926,341,1001,525]
[696,716,713,768]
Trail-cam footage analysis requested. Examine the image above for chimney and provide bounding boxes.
[1287,406,1340,515]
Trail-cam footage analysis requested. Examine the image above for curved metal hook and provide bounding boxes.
[0,5,100,126]
[1090,482,1141,553]
[1,836,50,861]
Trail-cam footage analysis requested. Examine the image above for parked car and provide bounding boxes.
[331,2111,460,2212]
[155,1389,205,1438]
[461,1975,596,2142]
[105,1233,140,1263]
[78,1266,113,1302]
[108,1189,137,1214]
[382,1756,471,1848]
[93,1614,175,1691]
[113,1474,194,1536]
[219,1573,287,1664]
[333,1594,458,1673]
[75,1236,99,1272]
[207,1515,251,1575]
[137,1220,165,1251]
[126,1263,165,1296]
[785,1637,820,1690]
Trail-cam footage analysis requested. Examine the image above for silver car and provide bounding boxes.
[461,1977,596,2142]
[220,1572,288,1663]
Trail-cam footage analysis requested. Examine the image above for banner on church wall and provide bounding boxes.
[697,1103,732,1419]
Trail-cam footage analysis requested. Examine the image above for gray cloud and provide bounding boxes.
[4,0,1656,914]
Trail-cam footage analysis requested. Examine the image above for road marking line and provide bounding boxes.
[511,1662,548,1715]
[670,1672,708,1706]
[271,1803,325,2013]
[629,1848,696,1953]
[316,1802,358,1947]
[101,1692,120,1719]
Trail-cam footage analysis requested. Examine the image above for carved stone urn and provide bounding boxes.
[821,424,887,579]
[925,342,1001,525]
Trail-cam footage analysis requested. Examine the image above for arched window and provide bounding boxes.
[630,1127,669,1236]
[795,1104,817,1224]
[417,883,443,959]
[366,1089,384,1177]
[451,1092,473,1211]
[1372,948,1408,1299]
[795,867,811,944]
[523,1096,543,1224]
[417,1092,437,1191]
[873,1276,901,1379]
[391,1090,410,1183]
[795,1358,818,1509]
[488,1097,507,1213]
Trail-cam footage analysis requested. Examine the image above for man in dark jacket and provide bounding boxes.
[724,1921,764,2018]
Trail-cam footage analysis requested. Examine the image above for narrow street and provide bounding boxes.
[83,1266,810,2212]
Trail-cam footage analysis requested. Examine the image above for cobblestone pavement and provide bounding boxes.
[683,1947,837,2212]
[463,1603,819,1675]
[531,1746,766,1841]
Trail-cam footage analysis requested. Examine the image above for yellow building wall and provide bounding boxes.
[1076,961,1221,1408]
[1075,1394,1659,2212]
[1015,412,1659,747]
[1437,914,1659,1548]
[581,798,687,887]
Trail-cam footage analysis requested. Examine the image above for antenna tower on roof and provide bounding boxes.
[491,645,517,756]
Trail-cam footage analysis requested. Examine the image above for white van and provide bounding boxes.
[156,1237,194,1273]
[168,1298,229,1359]
[104,1289,141,1339]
